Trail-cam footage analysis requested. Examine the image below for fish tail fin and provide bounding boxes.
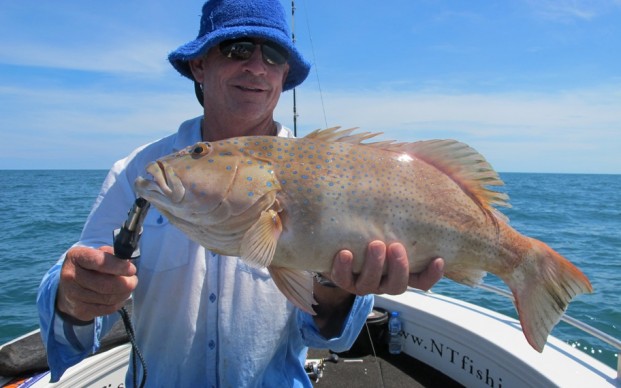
[505,239,592,352]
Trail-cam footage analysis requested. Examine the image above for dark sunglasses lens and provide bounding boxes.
[261,43,288,65]
[219,40,289,65]
[220,41,255,61]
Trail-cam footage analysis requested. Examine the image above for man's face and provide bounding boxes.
[191,39,290,124]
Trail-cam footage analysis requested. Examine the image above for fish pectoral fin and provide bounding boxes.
[240,209,282,268]
[268,267,317,315]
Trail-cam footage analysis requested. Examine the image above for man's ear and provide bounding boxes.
[189,57,206,83]
[281,64,290,88]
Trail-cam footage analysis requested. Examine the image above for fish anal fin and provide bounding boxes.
[445,268,487,287]
[268,266,317,315]
[240,209,282,268]
[505,239,593,352]
[405,139,511,221]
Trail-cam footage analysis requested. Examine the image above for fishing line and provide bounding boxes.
[291,0,329,132]
[119,306,147,388]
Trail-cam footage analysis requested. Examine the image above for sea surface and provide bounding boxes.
[0,170,619,370]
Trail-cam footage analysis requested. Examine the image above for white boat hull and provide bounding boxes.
[375,290,619,387]
[2,290,618,387]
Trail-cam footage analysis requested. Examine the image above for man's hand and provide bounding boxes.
[312,241,444,337]
[56,246,138,323]
[330,241,444,295]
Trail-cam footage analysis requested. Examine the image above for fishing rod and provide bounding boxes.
[112,197,150,388]
[291,0,329,136]
[291,0,298,136]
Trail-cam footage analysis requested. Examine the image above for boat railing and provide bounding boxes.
[476,283,621,381]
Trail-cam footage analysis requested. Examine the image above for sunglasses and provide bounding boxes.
[219,39,289,66]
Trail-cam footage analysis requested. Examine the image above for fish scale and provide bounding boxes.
[135,127,592,353]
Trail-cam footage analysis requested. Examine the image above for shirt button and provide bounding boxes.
[209,293,217,303]
[208,340,216,350]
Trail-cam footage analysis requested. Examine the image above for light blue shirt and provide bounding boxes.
[37,116,374,387]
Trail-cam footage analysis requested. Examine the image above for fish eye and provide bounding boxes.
[191,143,211,158]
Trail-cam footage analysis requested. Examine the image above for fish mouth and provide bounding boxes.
[134,161,185,204]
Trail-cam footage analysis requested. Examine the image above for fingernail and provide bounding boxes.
[370,242,385,258]
[338,250,351,265]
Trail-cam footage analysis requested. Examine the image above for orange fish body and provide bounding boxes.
[135,127,592,352]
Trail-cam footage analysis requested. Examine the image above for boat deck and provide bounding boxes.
[307,346,462,388]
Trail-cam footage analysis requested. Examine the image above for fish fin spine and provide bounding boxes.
[304,127,384,145]
[505,239,592,352]
[406,139,511,223]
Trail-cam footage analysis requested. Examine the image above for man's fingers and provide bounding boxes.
[58,246,138,321]
[356,241,385,294]
[330,250,355,291]
[409,257,445,291]
[69,246,136,276]
[379,242,409,295]
[74,264,137,296]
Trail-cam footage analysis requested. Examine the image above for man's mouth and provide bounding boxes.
[236,85,265,92]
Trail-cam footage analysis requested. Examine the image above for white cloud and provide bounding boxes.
[0,1,189,76]
[0,83,202,169]
[0,38,176,76]
[277,84,621,174]
[525,0,621,22]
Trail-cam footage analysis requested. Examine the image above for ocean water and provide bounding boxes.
[0,170,619,370]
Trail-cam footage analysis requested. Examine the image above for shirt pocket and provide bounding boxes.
[137,208,191,272]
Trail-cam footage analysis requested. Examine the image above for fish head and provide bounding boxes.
[135,140,281,225]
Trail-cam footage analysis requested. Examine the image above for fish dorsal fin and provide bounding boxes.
[240,208,282,268]
[406,139,511,221]
[304,127,383,144]
[305,127,509,220]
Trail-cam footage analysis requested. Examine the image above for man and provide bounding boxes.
[37,0,444,386]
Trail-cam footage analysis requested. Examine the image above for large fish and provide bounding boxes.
[134,127,592,352]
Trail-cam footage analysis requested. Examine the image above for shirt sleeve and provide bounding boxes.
[36,157,136,382]
[36,258,107,382]
[296,294,374,352]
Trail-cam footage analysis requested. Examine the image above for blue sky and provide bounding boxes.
[1,0,619,173]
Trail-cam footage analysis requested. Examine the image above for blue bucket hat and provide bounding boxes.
[168,0,311,91]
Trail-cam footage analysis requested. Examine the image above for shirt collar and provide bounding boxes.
[173,116,293,152]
